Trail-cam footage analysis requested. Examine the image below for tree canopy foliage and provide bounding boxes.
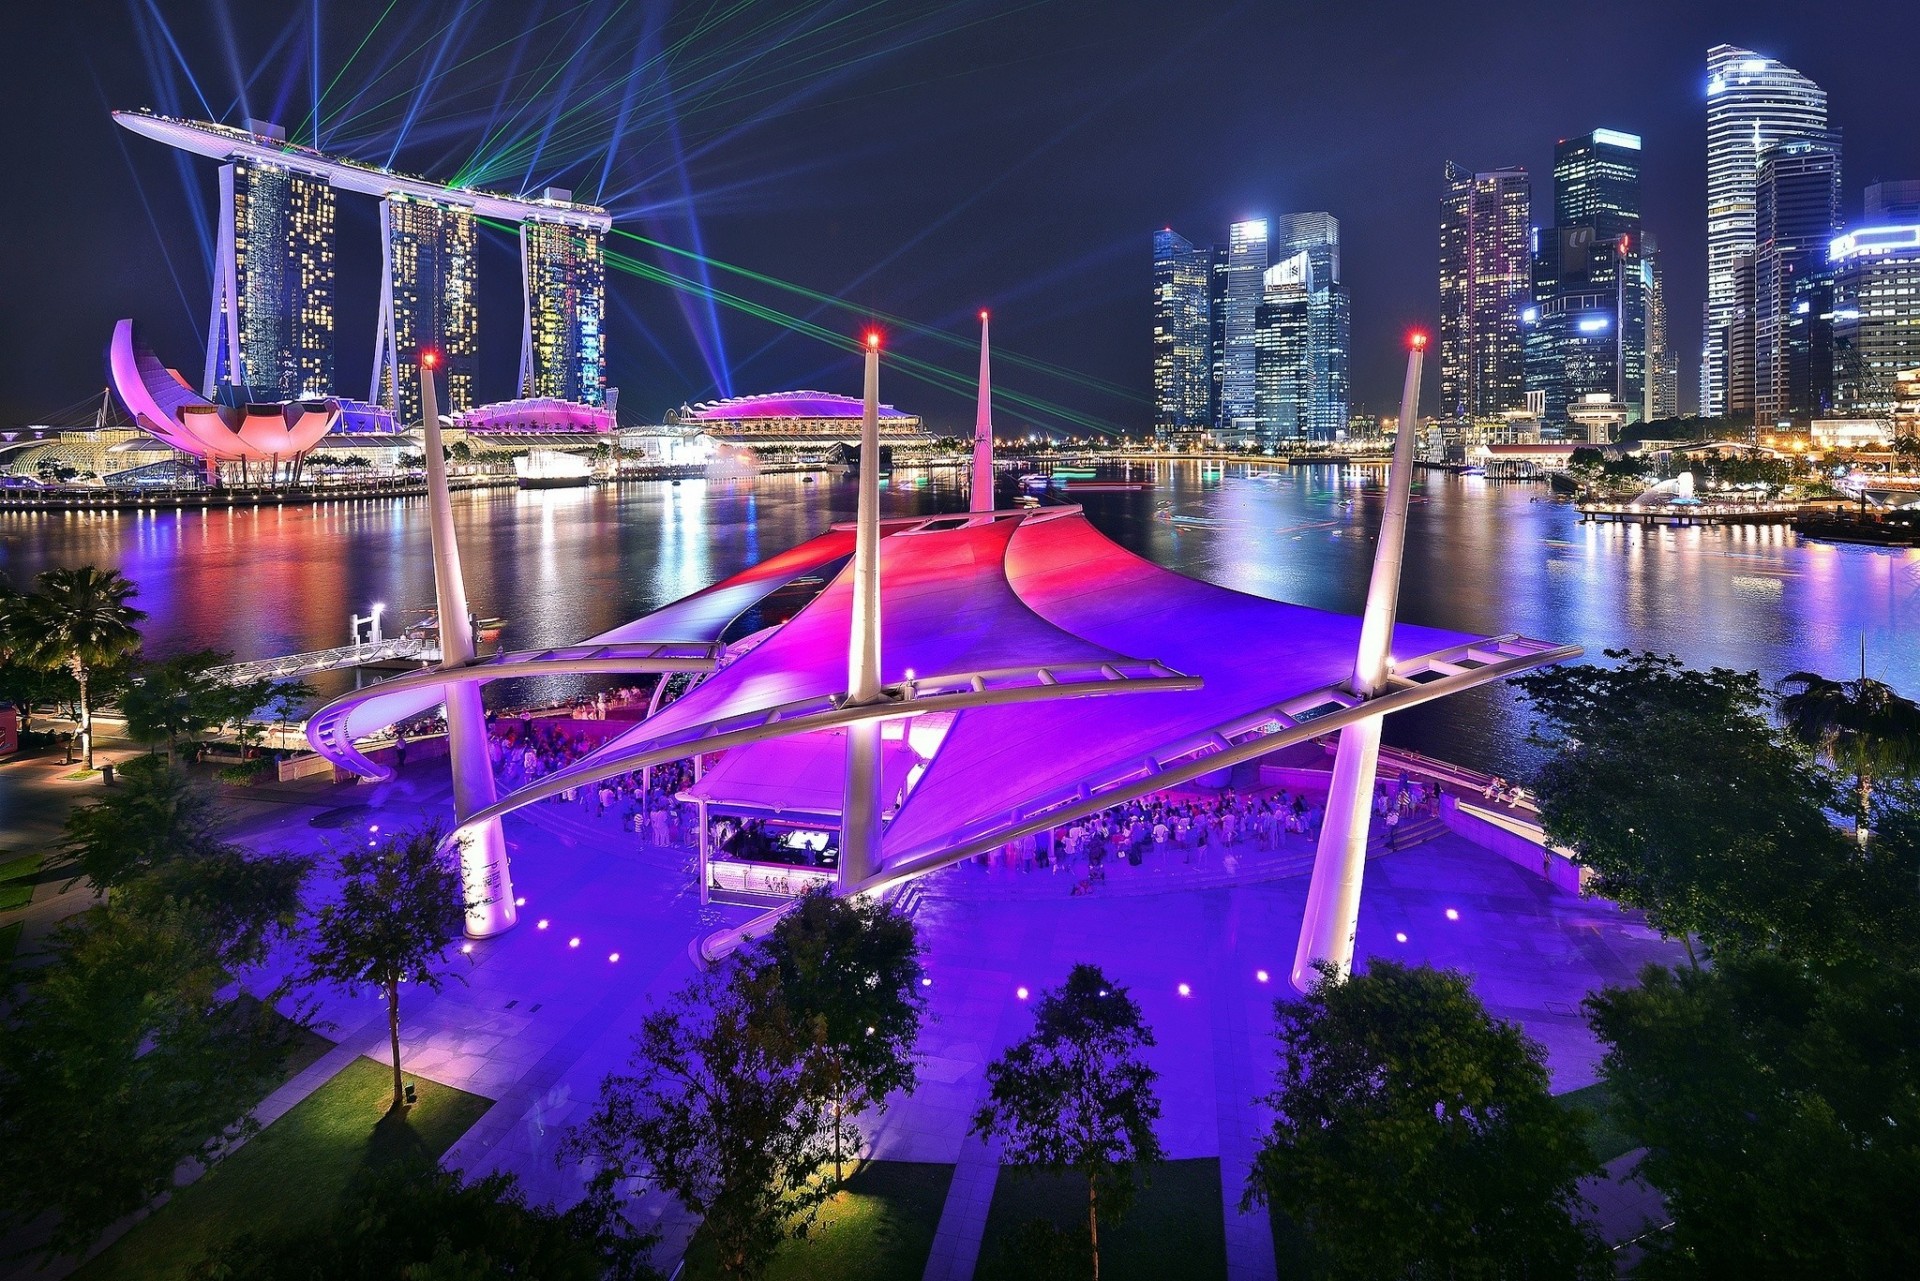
[1247,960,1606,1280]
[972,963,1163,1281]
[1514,651,1858,961]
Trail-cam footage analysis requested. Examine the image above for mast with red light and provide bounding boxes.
[1293,327,1429,989]
[971,309,994,513]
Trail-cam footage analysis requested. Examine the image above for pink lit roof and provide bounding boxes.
[686,390,912,420]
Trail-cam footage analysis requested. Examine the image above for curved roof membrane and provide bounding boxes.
[308,504,1576,879]
[685,391,912,420]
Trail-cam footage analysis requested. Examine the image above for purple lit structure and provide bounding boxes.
[307,327,1577,960]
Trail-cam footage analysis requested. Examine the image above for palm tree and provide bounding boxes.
[1778,670,1920,845]
[18,568,145,770]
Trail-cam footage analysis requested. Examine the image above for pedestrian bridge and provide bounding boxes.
[207,638,437,686]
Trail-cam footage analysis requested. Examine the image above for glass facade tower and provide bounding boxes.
[1643,234,1679,420]
[1703,45,1833,417]
[1439,163,1531,421]
[519,217,608,406]
[1526,129,1644,425]
[1218,219,1269,441]
[208,157,336,400]
[373,194,479,425]
[1832,226,1920,418]
[1752,144,1841,423]
[1254,213,1350,444]
[1152,229,1213,441]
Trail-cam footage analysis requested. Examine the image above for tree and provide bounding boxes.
[195,1156,661,1280]
[970,964,1164,1281]
[0,903,311,1257]
[60,753,308,971]
[303,825,472,1112]
[1777,670,1920,845]
[751,887,926,1183]
[121,649,259,758]
[1514,651,1853,962]
[563,964,835,1281]
[1586,955,1920,1276]
[1246,960,1606,1280]
[9,566,146,769]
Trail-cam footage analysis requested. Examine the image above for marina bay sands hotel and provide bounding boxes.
[115,110,611,425]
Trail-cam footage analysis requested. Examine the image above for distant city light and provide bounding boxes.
[921,977,933,987]
[1255,969,1270,983]
[608,952,620,963]
[1177,983,1192,997]
[1395,932,1409,943]
[1015,986,1029,1000]
[514,896,526,906]
[1445,908,1460,921]
[568,936,581,948]
[536,919,549,930]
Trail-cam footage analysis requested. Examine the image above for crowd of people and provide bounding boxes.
[384,692,1459,895]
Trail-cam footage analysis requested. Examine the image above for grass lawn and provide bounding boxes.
[74,1055,492,1281]
[0,920,21,971]
[0,852,43,910]
[1557,1081,1639,1164]
[682,1160,955,1281]
[976,1158,1227,1281]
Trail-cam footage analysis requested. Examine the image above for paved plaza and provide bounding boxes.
[209,762,1678,1275]
[2,756,1682,1278]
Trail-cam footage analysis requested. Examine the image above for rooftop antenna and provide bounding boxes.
[1292,331,1428,991]
[971,310,994,513]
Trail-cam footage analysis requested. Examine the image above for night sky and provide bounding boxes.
[6,0,1917,432]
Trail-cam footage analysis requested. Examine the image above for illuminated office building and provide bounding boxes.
[1525,130,1644,426]
[1642,235,1679,420]
[1152,228,1214,441]
[1440,163,1531,421]
[374,194,479,425]
[1254,214,1350,444]
[1255,253,1313,446]
[1752,144,1840,423]
[520,204,608,406]
[1703,46,1834,416]
[207,147,336,401]
[1218,218,1269,441]
[1832,225,1920,418]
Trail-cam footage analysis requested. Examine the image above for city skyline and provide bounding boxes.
[5,1,1919,429]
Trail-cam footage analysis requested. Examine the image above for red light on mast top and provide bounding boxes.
[1409,332,1429,350]
[419,348,441,370]
[866,331,882,350]
[979,309,990,322]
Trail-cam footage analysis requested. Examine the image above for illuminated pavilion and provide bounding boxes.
[308,323,1575,985]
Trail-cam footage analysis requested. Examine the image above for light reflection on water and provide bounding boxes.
[3,463,1914,775]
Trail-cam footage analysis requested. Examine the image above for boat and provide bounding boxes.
[1063,478,1154,492]
[1018,473,1051,489]
[514,451,593,489]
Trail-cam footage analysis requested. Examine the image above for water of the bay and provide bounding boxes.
[4,460,1915,775]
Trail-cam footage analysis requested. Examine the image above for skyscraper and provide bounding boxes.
[373,194,479,426]
[1643,234,1679,420]
[1255,253,1312,446]
[1832,224,1920,418]
[1439,163,1531,421]
[1273,212,1340,291]
[1526,129,1645,424]
[1218,219,1269,440]
[1152,228,1213,441]
[1752,144,1840,423]
[1207,244,1229,431]
[519,214,608,406]
[206,152,336,400]
[1703,45,1834,417]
